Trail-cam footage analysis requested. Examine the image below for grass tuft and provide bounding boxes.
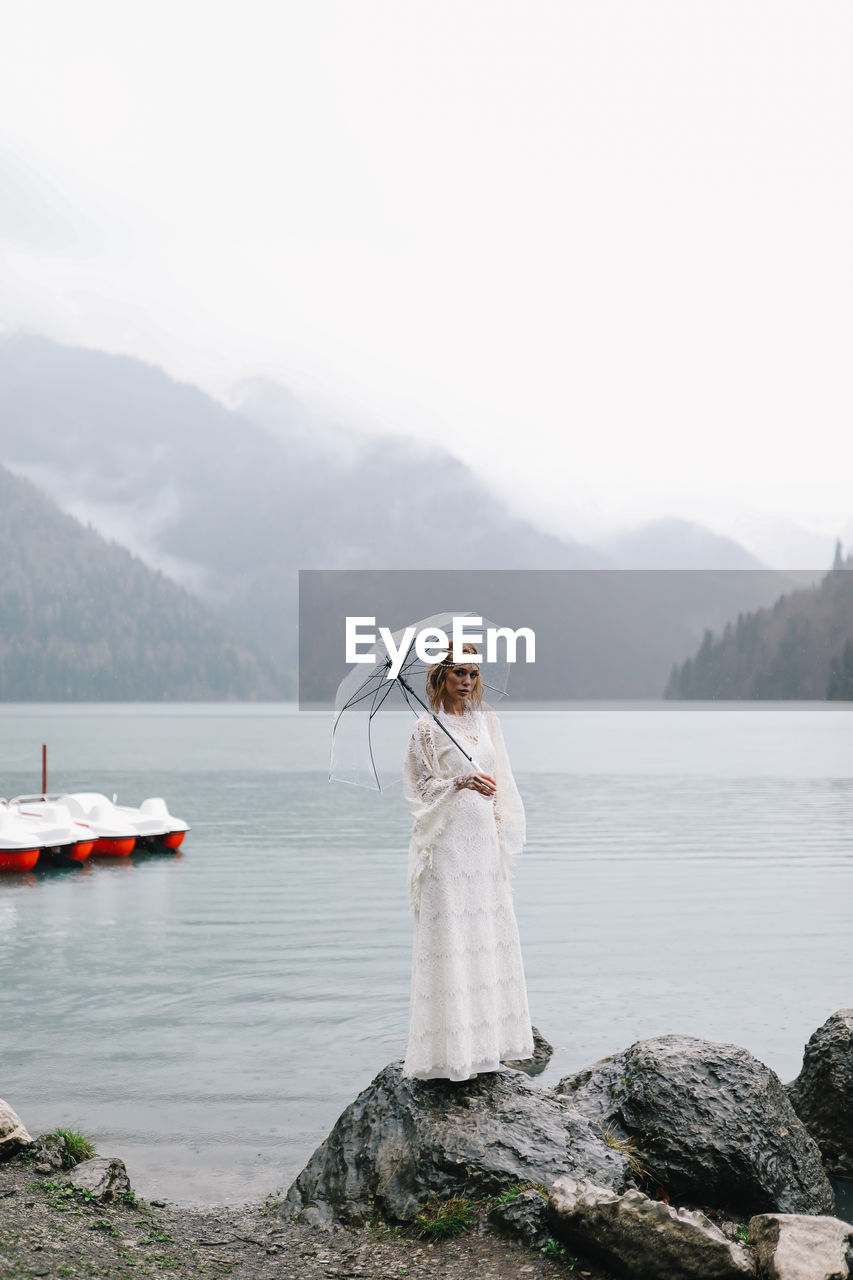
[414,1195,478,1238]
[494,1181,550,1204]
[55,1127,96,1168]
[601,1123,652,1182]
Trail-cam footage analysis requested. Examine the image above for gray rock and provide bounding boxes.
[27,1132,69,1173]
[60,1156,131,1202]
[504,1025,554,1077]
[0,1100,32,1160]
[548,1176,754,1279]
[787,1010,853,1178]
[749,1212,853,1280]
[283,1060,630,1225]
[557,1034,834,1216]
[487,1188,551,1249]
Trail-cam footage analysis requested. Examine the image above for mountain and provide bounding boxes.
[596,517,768,570]
[723,515,847,572]
[0,465,285,699]
[1,334,828,700]
[298,568,820,701]
[664,559,853,699]
[0,335,606,671]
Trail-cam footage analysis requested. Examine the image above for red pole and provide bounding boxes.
[42,744,47,795]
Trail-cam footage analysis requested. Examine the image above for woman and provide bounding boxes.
[401,645,534,1080]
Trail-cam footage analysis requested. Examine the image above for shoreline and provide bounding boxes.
[5,1002,852,1280]
[0,1140,610,1280]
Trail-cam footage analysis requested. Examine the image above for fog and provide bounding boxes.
[2,1,852,562]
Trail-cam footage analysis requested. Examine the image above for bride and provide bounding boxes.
[401,645,534,1080]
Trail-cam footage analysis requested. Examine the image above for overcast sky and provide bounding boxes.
[1,1,851,564]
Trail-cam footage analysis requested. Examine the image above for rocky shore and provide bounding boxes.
[3,1011,852,1279]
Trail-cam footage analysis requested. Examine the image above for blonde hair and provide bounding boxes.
[425,643,483,711]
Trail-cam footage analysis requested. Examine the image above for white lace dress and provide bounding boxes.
[401,700,534,1080]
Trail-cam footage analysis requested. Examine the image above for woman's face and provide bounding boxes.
[444,663,479,704]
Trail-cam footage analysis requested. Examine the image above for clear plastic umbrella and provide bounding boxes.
[329,611,513,790]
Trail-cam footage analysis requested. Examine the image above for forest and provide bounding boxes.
[666,553,853,699]
[0,465,286,700]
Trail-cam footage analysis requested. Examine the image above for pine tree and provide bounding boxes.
[827,641,853,699]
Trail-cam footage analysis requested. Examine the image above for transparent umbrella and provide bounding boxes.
[329,611,513,790]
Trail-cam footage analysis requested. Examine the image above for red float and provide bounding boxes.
[0,848,40,872]
[92,836,136,856]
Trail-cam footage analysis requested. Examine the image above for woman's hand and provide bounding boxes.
[456,772,497,797]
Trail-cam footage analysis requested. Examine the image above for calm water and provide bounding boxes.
[0,702,850,1207]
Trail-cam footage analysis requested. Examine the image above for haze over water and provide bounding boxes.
[0,702,850,1206]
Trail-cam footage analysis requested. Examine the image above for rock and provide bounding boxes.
[60,1157,131,1202]
[548,1176,754,1279]
[283,1060,630,1225]
[557,1034,835,1216]
[487,1188,551,1249]
[787,1010,853,1178]
[749,1212,853,1280]
[0,1100,32,1160]
[504,1026,554,1077]
[27,1133,70,1173]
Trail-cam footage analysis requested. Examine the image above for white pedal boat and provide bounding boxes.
[0,799,94,871]
[14,793,138,858]
[59,793,189,851]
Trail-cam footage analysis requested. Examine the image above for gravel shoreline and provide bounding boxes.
[0,1147,616,1280]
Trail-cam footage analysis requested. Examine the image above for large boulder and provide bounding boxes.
[557,1034,834,1216]
[0,1100,31,1160]
[786,1010,853,1177]
[283,1061,630,1225]
[548,1176,754,1280]
[749,1212,853,1280]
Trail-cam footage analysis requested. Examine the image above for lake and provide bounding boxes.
[0,702,850,1207]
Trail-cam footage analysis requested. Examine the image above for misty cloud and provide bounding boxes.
[0,149,97,255]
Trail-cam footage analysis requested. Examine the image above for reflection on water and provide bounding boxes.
[0,703,850,1206]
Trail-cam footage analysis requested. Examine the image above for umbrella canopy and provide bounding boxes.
[330,611,513,790]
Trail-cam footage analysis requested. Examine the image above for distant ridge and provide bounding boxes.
[0,464,286,699]
[665,557,853,699]
[598,517,767,570]
[0,335,606,670]
[0,334,828,699]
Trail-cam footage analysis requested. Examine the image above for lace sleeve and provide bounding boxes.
[402,716,461,914]
[402,717,459,817]
[484,703,526,877]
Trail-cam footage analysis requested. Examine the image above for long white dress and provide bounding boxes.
[401,699,534,1080]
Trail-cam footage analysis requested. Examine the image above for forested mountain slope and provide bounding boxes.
[665,560,853,699]
[0,465,285,699]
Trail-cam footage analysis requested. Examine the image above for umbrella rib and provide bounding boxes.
[334,665,385,709]
[363,678,398,788]
[334,679,386,719]
[331,668,392,735]
[368,679,397,717]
